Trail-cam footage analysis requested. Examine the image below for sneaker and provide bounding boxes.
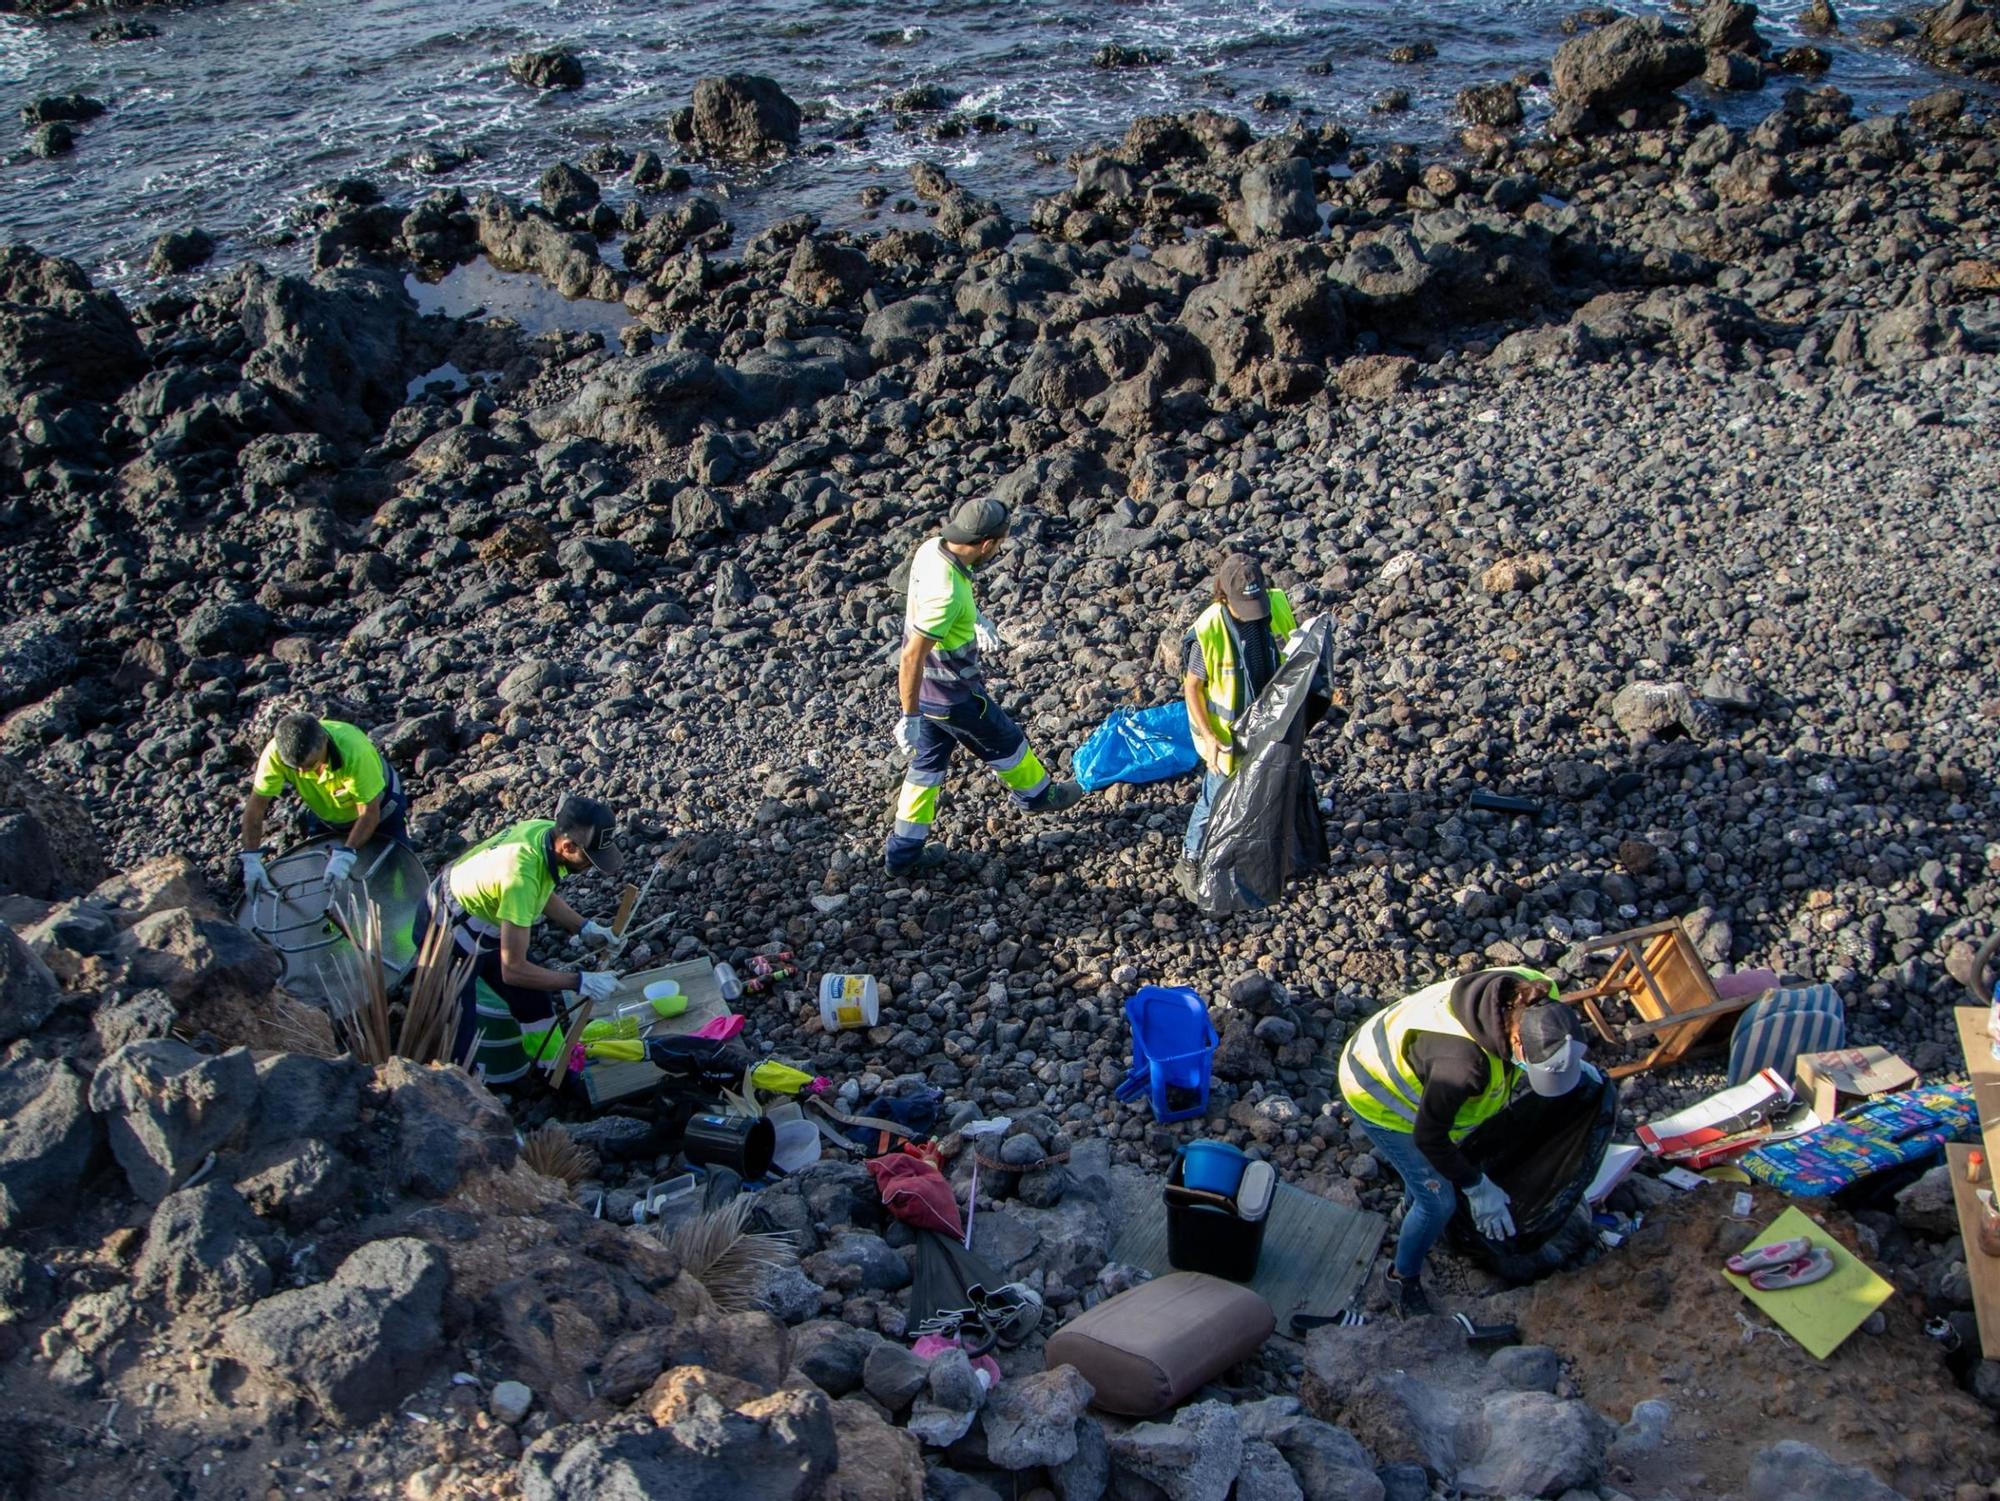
[1032,780,1083,814]
[885,846,952,878]
[1384,1268,1432,1319]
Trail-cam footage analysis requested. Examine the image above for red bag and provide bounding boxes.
[868,1153,964,1237]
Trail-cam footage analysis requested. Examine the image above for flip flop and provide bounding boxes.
[1726,1236,1813,1275]
[1750,1246,1835,1291]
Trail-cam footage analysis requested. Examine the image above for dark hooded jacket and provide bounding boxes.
[1406,970,1519,1188]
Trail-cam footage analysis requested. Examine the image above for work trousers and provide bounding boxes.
[417,887,560,1086]
[884,691,1053,872]
[1357,1116,1460,1280]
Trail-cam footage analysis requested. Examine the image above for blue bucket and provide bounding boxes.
[1181,1141,1248,1196]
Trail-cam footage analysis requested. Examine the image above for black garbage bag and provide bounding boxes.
[1445,1072,1620,1282]
[1192,616,1333,915]
[909,1228,1004,1345]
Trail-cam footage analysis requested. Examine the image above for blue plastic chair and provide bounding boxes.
[1114,986,1219,1124]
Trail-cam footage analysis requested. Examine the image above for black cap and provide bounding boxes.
[942,497,1011,545]
[1217,553,1271,621]
[553,795,625,876]
[1517,1002,1587,1098]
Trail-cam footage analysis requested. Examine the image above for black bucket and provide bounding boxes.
[682,1113,775,1178]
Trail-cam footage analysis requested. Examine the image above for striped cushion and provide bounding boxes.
[1726,985,1846,1087]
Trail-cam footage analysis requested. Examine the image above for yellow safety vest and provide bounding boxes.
[1338,968,1557,1138]
[1191,589,1297,775]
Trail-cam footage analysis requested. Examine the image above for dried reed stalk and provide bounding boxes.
[653,1196,797,1313]
[519,1123,598,1185]
[321,893,477,1069]
[400,905,477,1068]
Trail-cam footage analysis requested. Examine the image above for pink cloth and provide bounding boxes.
[1715,968,1781,1000]
[691,1014,746,1040]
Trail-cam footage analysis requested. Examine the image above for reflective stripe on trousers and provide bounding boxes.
[885,691,1050,869]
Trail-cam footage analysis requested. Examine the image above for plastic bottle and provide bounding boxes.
[1970,1149,1987,1186]
[714,962,743,1002]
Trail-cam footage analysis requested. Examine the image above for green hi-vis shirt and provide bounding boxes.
[904,537,981,709]
[251,719,387,826]
[448,818,564,929]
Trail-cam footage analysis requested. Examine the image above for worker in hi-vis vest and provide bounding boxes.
[239,713,409,896]
[431,795,627,1085]
[1339,967,1591,1317]
[884,497,1083,876]
[1178,552,1297,899]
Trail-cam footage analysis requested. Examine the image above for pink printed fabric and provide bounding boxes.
[911,1334,1000,1387]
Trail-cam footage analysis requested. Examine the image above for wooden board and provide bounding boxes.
[1952,1006,2000,1128]
[1946,1144,2000,1357]
[573,959,732,1107]
[1110,1180,1386,1332]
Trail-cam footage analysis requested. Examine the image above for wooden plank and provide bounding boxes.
[1950,1007,2000,1127]
[1946,1143,2000,1358]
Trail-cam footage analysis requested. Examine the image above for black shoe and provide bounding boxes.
[1031,780,1083,814]
[1385,1268,1432,1319]
[1176,858,1201,902]
[885,846,952,878]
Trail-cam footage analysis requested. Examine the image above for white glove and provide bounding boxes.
[240,852,274,896]
[975,617,1003,655]
[578,971,619,1003]
[894,714,923,758]
[323,847,358,885]
[1465,1176,1515,1241]
[581,920,617,948]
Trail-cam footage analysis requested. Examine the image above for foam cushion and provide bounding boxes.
[1043,1271,1274,1417]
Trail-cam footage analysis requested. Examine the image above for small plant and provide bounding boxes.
[654,1196,797,1312]
[519,1123,598,1185]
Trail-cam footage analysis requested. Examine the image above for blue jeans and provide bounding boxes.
[1358,1116,1459,1280]
[1181,770,1227,861]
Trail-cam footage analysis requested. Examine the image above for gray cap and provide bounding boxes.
[942,497,1011,545]
[1517,1002,1587,1098]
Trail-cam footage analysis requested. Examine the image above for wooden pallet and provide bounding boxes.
[1559,920,1752,1079]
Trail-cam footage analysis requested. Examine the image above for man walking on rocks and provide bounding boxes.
[1178,552,1295,899]
[430,795,627,1085]
[238,712,409,897]
[885,498,1082,876]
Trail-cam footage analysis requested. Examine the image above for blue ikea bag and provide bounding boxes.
[1073,703,1199,792]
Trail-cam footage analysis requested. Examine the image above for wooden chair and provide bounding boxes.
[1559,919,1755,1079]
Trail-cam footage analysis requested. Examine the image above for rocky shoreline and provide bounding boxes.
[2,5,2000,1498]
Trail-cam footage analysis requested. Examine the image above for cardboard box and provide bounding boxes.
[1795,1046,1917,1119]
[1637,1069,1795,1159]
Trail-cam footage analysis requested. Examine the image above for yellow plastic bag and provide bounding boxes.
[752,1060,816,1095]
[583,1037,646,1063]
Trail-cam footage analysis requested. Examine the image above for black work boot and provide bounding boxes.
[1031,780,1083,813]
[885,846,952,878]
[1176,857,1200,902]
[1384,1268,1432,1319]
